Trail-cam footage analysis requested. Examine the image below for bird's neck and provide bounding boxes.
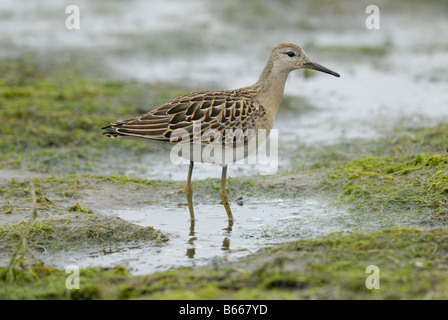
[252,60,290,122]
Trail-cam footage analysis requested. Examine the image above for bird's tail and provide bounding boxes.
[101,124,125,138]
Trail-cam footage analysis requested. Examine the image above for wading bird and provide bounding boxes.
[102,43,340,221]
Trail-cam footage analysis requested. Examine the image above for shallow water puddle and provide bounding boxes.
[62,199,348,275]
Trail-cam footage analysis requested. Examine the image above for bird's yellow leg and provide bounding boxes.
[219,165,234,221]
[185,161,195,220]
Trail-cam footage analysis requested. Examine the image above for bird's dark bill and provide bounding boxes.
[304,61,340,77]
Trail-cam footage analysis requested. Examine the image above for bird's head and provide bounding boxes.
[270,43,340,77]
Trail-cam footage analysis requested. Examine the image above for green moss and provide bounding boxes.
[68,203,94,214]
[320,132,448,217]
[0,213,165,253]
[0,53,194,174]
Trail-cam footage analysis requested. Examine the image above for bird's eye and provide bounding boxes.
[286,51,295,57]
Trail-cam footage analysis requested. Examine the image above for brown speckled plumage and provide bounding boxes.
[102,89,266,147]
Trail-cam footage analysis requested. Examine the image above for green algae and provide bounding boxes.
[0,214,164,253]
[0,195,167,247]
[324,154,448,215]
[315,124,448,220]
[0,52,194,174]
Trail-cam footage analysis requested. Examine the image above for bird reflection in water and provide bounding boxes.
[186,220,234,258]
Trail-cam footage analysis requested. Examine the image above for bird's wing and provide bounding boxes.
[102,90,264,146]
